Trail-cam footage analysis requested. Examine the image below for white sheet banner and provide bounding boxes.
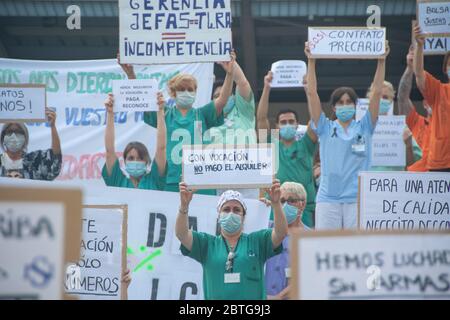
[0,58,214,188]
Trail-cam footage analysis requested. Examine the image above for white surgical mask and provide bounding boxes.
[3,133,25,153]
[176,91,196,109]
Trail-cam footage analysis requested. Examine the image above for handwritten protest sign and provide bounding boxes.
[66,205,127,300]
[417,1,450,36]
[0,185,81,300]
[371,116,406,167]
[119,0,232,64]
[182,144,275,189]
[291,230,450,300]
[358,171,450,230]
[270,60,307,88]
[0,84,46,122]
[112,79,158,112]
[356,98,393,121]
[412,20,450,55]
[308,27,386,59]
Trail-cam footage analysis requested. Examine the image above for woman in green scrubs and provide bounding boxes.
[175,180,288,300]
[101,92,167,190]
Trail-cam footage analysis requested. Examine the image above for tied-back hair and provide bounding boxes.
[123,142,151,164]
[329,87,359,120]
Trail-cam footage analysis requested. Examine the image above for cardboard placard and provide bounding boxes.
[182,144,275,189]
[119,0,233,64]
[308,27,386,59]
[412,19,450,55]
[112,79,159,112]
[66,205,128,300]
[291,229,450,300]
[371,116,406,167]
[0,185,82,300]
[0,84,47,122]
[417,0,450,37]
[358,171,450,230]
[270,60,307,88]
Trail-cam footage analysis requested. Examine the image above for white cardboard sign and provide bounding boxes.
[112,79,158,112]
[270,60,307,88]
[0,84,46,122]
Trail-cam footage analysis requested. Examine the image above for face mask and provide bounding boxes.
[279,125,297,141]
[335,105,356,123]
[223,95,235,115]
[315,176,321,188]
[176,91,196,109]
[4,133,25,153]
[379,99,393,115]
[125,161,147,178]
[219,212,242,234]
[283,203,299,225]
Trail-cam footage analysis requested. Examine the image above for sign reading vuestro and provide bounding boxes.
[308,27,386,59]
[119,0,233,64]
[417,0,450,36]
[359,172,450,230]
[291,231,450,300]
[182,144,275,189]
[0,84,46,122]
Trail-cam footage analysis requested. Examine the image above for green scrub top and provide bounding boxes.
[101,158,166,190]
[181,229,283,300]
[269,133,317,228]
[144,101,223,195]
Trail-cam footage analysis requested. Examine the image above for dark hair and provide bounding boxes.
[330,87,358,107]
[276,109,299,123]
[123,142,151,164]
[212,79,225,99]
[443,52,450,78]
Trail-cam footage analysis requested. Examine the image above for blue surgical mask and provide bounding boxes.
[223,95,235,115]
[4,133,25,153]
[219,212,242,234]
[176,91,196,109]
[279,125,297,141]
[379,99,393,115]
[283,203,299,225]
[125,161,147,178]
[335,105,356,123]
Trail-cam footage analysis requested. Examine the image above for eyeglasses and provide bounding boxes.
[280,197,305,205]
[225,251,235,272]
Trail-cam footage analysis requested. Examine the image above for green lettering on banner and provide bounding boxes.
[28,70,59,92]
[0,69,22,84]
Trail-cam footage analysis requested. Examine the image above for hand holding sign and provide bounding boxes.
[117,52,136,80]
[45,107,57,128]
[179,182,195,210]
[264,71,274,89]
[217,50,236,75]
[268,179,281,204]
[104,93,114,114]
[414,22,427,46]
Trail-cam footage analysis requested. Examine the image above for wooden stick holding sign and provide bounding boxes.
[308,27,386,59]
[182,144,275,189]
[66,205,128,300]
[0,84,47,123]
[417,0,450,37]
[290,229,450,300]
[0,185,82,300]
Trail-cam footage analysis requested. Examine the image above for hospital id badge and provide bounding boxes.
[351,141,366,155]
[224,273,241,284]
[285,268,291,278]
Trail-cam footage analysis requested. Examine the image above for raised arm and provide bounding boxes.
[256,71,272,131]
[214,51,236,114]
[104,93,117,175]
[154,92,167,176]
[45,107,61,156]
[233,60,252,100]
[269,179,288,249]
[117,52,136,80]
[413,23,426,94]
[175,182,194,251]
[398,47,415,117]
[304,42,322,126]
[368,41,389,125]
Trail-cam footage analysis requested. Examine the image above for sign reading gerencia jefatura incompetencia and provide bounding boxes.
[119,0,233,64]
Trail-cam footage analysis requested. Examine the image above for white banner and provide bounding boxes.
[0,178,271,300]
[0,58,214,188]
[119,0,232,64]
[359,172,450,230]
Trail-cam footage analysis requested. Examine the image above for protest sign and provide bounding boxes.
[308,27,386,59]
[0,184,82,300]
[358,171,450,230]
[112,79,158,112]
[371,116,406,167]
[291,230,450,300]
[417,1,450,37]
[270,60,307,88]
[119,0,233,64]
[356,98,393,121]
[0,84,46,122]
[412,20,450,55]
[182,144,275,189]
[66,205,128,300]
